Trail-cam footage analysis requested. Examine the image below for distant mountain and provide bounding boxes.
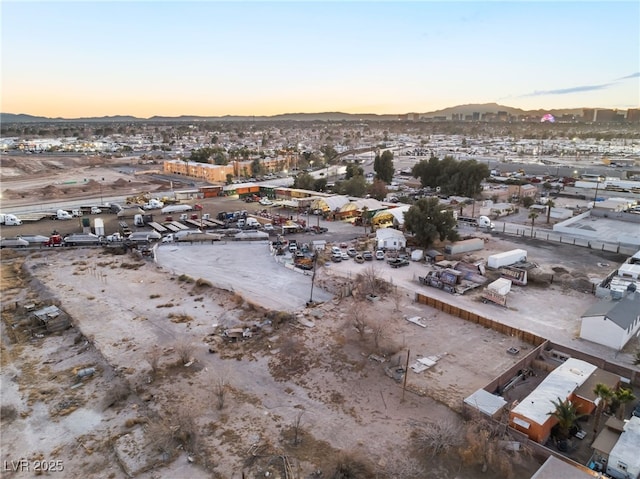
[0,104,597,123]
[418,103,584,118]
[1,113,54,123]
[0,113,140,123]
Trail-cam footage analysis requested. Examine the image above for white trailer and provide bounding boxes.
[94,218,105,237]
[444,238,484,255]
[487,249,527,269]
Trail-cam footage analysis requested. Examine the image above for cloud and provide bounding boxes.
[522,72,638,98]
[523,83,611,97]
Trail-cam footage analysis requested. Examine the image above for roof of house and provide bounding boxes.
[574,368,621,402]
[581,291,640,329]
[375,228,406,241]
[529,456,594,479]
[609,416,640,473]
[464,389,507,416]
[511,358,597,426]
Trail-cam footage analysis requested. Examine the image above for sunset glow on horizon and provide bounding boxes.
[2,1,639,118]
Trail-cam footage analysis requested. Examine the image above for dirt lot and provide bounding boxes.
[0,154,635,478]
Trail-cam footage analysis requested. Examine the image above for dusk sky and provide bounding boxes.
[2,1,639,118]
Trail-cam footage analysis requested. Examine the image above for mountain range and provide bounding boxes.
[0,103,589,123]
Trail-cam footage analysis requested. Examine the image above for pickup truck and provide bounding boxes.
[387,258,410,268]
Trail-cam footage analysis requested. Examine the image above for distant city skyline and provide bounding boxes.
[2,1,639,118]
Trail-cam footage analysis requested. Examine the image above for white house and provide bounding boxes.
[606,416,640,479]
[375,228,406,251]
[580,291,640,350]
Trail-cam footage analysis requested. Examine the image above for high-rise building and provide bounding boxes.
[583,108,595,122]
[626,109,640,123]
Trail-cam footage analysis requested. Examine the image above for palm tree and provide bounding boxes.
[549,397,584,441]
[593,383,614,433]
[528,211,539,238]
[362,206,369,236]
[615,387,636,419]
[545,199,555,224]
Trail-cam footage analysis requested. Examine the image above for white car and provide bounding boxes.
[259,198,273,206]
[375,250,385,260]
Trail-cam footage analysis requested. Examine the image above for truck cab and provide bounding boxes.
[56,210,73,220]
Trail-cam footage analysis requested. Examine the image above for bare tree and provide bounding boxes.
[372,321,387,352]
[457,417,526,478]
[146,347,161,380]
[292,410,305,446]
[413,419,462,458]
[350,304,368,340]
[361,264,381,296]
[389,280,403,312]
[175,339,192,365]
[214,374,228,410]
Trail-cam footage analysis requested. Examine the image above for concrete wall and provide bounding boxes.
[590,208,640,224]
[552,211,593,236]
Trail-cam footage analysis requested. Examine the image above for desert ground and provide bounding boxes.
[1,154,636,478]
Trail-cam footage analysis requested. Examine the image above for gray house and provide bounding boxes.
[580,291,640,350]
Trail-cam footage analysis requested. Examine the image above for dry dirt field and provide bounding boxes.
[2,154,631,479]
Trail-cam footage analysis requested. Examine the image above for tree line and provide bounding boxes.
[412,156,489,198]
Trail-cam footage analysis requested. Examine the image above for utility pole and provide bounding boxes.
[402,349,410,403]
[308,253,318,305]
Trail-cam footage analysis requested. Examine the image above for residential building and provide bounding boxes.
[606,416,640,479]
[509,358,601,443]
[580,290,640,350]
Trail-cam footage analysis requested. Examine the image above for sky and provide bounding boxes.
[2,1,639,118]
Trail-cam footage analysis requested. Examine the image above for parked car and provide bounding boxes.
[331,246,341,255]
[387,258,410,268]
[340,251,349,260]
[362,251,373,261]
[259,198,273,206]
[354,254,365,264]
[331,252,342,262]
[340,242,348,249]
[347,248,358,257]
[375,250,385,260]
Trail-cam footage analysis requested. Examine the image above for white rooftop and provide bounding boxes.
[609,416,640,476]
[511,358,597,426]
[464,389,507,416]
